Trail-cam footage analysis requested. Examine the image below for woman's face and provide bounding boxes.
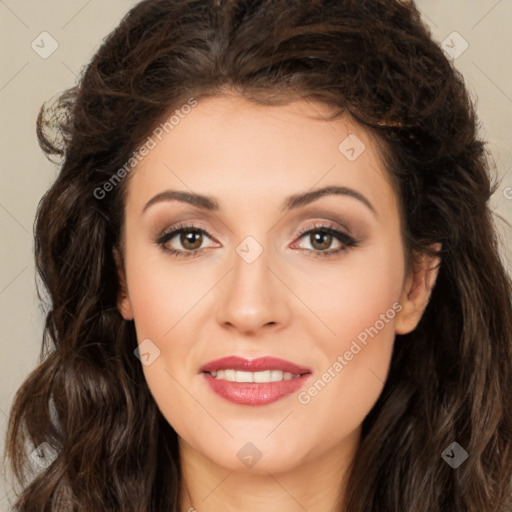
[116,94,434,474]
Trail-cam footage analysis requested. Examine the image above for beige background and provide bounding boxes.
[1,0,511,508]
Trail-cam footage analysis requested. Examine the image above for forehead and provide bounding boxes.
[124,94,398,220]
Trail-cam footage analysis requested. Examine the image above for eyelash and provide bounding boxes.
[155,221,359,260]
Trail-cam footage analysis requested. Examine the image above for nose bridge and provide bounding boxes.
[233,236,270,298]
[215,234,291,332]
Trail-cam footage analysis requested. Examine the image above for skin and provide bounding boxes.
[115,94,440,512]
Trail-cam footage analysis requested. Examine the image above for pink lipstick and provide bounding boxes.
[199,356,312,406]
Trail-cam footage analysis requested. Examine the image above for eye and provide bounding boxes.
[292,223,359,258]
[155,222,219,259]
[155,222,359,260]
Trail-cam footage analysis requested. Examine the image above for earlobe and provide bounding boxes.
[395,243,442,335]
[113,247,134,321]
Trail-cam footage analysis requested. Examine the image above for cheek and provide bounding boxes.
[337,245,403,340]
[125,250,214,341]
[296,232,405,346]
[293,237,404,435]
[123,248,221,401]
[124,254,203,428]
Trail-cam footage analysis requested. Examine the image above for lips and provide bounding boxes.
[199,356,311,375]
[199,356,312,406]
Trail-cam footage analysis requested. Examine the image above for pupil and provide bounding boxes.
[181,231,202,250]
[311,232,331,250]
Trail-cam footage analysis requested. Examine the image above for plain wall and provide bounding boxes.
[1,1,511,509]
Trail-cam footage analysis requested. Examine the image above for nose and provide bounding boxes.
[215,242,292,335]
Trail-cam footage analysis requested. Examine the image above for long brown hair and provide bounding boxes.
[4,0,512,510]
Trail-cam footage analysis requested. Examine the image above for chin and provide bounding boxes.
[190,435,312,474]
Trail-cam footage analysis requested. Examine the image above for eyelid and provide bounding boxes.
[289,207,367,237]
[155,222,221,252]
[290,222,358,250]
[295,222,349,238]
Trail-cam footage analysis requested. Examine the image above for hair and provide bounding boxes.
[3,0,512,510]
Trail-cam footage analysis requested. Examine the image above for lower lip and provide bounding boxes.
[202,372,311,406]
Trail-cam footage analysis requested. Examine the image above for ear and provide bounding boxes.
[113,247,134,321]
[395,243,442,335]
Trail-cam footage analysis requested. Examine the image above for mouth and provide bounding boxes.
[206,369,306,382]
[199,356,312,406]
[199,355,311,375]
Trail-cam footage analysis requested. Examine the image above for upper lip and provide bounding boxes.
[199,356,312,375]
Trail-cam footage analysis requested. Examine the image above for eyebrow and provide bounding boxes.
[142,185,377,216]
[282,185,376,216]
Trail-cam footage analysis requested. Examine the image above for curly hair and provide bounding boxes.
[4,0,512,510]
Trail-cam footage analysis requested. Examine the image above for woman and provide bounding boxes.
[4,0,512,510]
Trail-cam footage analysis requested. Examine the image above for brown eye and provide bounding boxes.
[309,232,333,251]
[292,224,359,258]
[156,224,219,258]
[180,231,203,250]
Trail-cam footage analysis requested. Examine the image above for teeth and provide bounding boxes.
[210,369,300,383]
[254,370,271,383]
